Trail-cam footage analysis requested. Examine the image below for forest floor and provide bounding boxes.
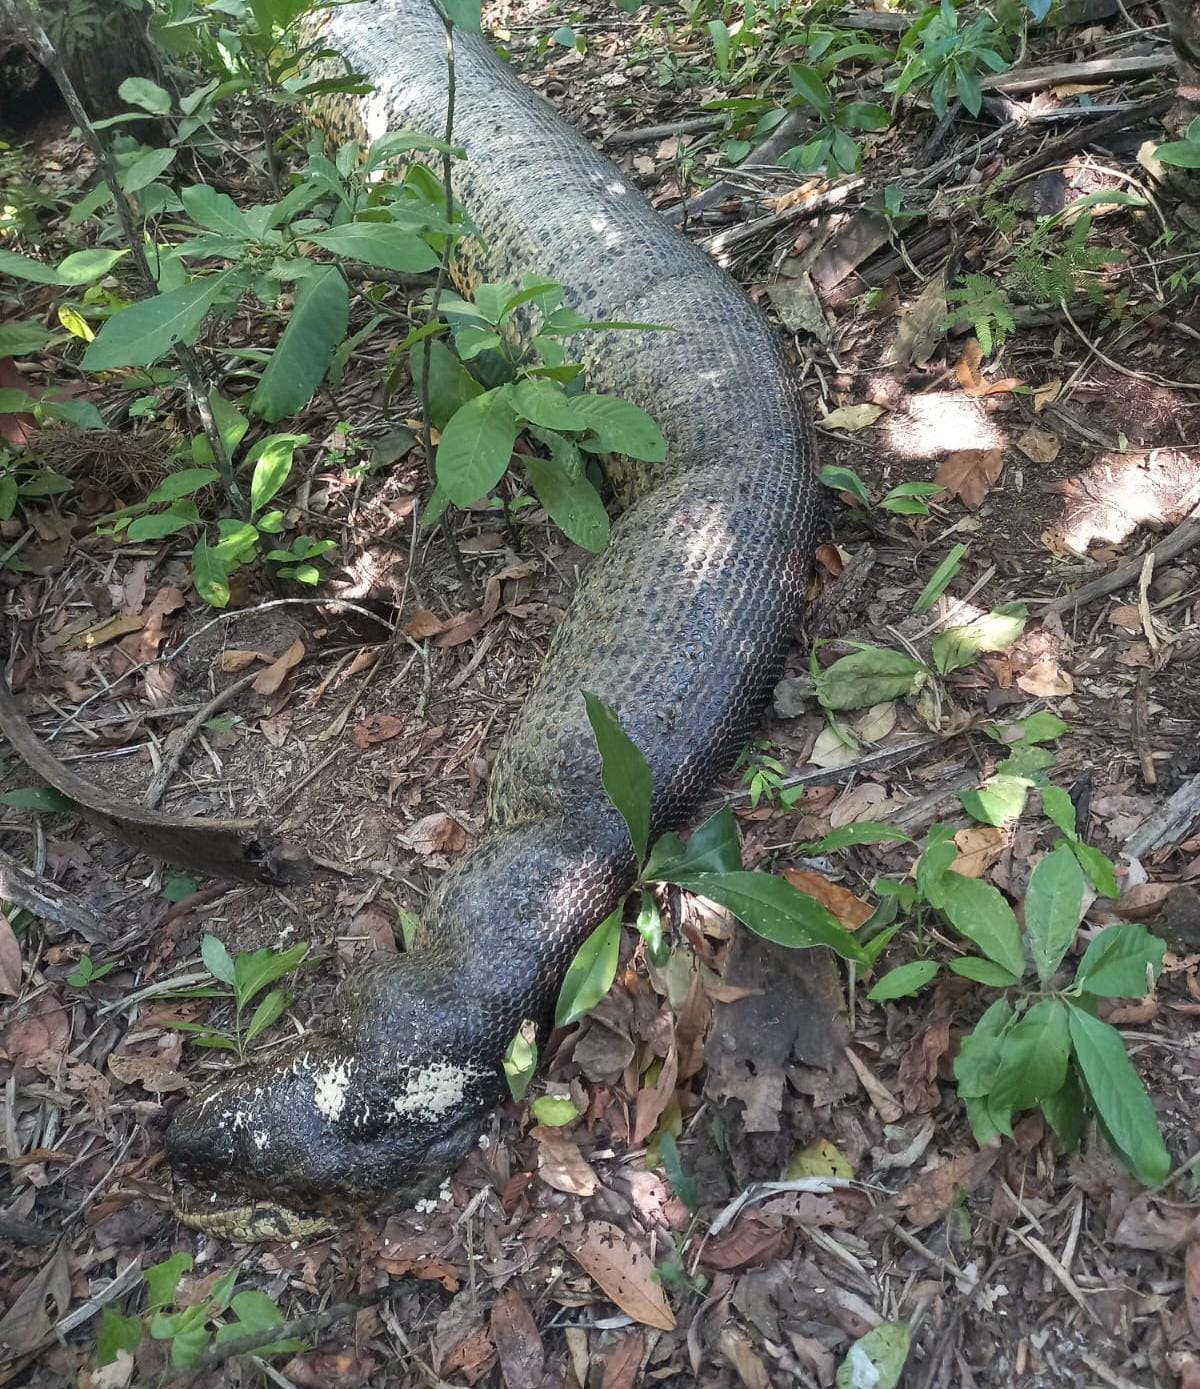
[2,0,1200,1386]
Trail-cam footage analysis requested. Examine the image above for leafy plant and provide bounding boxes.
[1156,116,1200,169]
[68,954,116,987]
[891,0,1012,118]
[95,1252,302,1373]
[734,738,805,809]
[942,272,1016,357]
[162,934,310,1060]
[780,62,890,175]
[820,463,942,519]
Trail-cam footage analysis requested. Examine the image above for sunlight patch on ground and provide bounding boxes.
[1050,448,1200,554]
[880,392,1006,460]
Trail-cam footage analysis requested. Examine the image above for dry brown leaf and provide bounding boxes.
[1015,423,1061,464]
[633,1043,678,1145]
[843,1047,903,1123]
[898,1019,952,1115]
[489,1288,544,1389]
[220,649,267,672]
[782,869,872,929]
[534,1126,598,1196]
[954,339,1022,399]
[0,911,21,996]
[1016,657,1073,697]
[352,714,405,748]
[1187,1243,1200,1343]
[815,542,844,578]
[403,812,468,857]
[565,1221,676,1330]
[936,448,1004,510]
[698,1210,792,1271]
[952,825,1007,878]
[136,585,186,662]
[894,1149,999,1229]
[820,403,884,433]
[1032,377,1062,412]
[599,1332,644,1389]
[1114,1196,1199,1251]
[253,639,305,696]
[718,1328,772,1389]
[0,1243,70,1351]
[893,269,947,369]
[402,609,446,639]
[67,613,145,651]
[107,1054,188,1093]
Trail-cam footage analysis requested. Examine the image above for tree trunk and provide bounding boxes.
[0,0,160,129]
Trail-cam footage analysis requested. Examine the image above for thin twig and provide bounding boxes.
[144,670,260,808]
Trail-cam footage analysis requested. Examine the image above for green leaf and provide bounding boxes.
[815,646,927,711]
[635,889,668,967]
[959,774,1029,827]
[251,267,349,422]
[1156,139,1200,169]
[503,1028,537,1101]
[555,908,622,1027]
[1040,784,1077,837]
[836,1321,911,1389]
[1075,923,1165,999]
[0,322,56,356]
[659,1131,698,1214]
[987,998,1070,1125]
[191,535,230,609]
[669,871,868,963]
[954,997,1015,1101]
[949,956,1020,986]
[798,823,913,854]
[201,934,236,986]
[933,602,1028,674]
[0,249,67,285]
[868,960,940,1000]
[245,988,291,1042]
[248,433,306,514]
[119,76,173,113]
[1006,711,1068,745]
[933,872,1026,979]
[55,248,129,284]
[162,876,198,903]
[644,806,741,881]
[307,223,440,274]
[788,62,832,115]
[441,0,483,31]
[126,506,199,542]
[436,388,519,507]
[531,1095,580,1126]
[181,184,252,239]
[1042,1064,1087,1151]
[97,1307,142,1366]
[1071,840,1120,901]
[819,464,871,508]
[117,145,176,192]
[913,543,967,614]
[508,378,589,431]
[583,691,653,860]
[0,786,72,812]
[1025,843,1084,984]
[841,102,890,132]
[524,448,610,553]
[145,1252,193,1311]
[232,943,309,1009]
[83,271,236,370]
[147,467,219,503]
[411,337,482,430]
[570,394,667,462]
[1067,1003,1170,1185]
[0,476,16,522]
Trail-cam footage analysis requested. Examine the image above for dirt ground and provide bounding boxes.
[2,0,1200,1386]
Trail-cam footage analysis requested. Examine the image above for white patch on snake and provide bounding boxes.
[390,1062,478,1120]
[312,1059,356,1121]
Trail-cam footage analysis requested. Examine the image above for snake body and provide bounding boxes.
[166,0,819,1228]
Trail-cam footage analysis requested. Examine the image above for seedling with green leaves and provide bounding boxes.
[890,0,1012,118]
[1156,116,1200,170]
[820,463,943,520]
[734,738,806,809]
[163,934,310,1061]
[95,1252,301,1373]
[778,62,890,175]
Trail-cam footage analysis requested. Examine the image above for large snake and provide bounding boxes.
[166,0,819,1235]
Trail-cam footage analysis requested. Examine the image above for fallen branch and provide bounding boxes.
[604,113,724,148]
[1041,507,1200,617]
[664,110,810,225]
[0,846,107,941]
[980,50,1174,95]
[144,670,260,809]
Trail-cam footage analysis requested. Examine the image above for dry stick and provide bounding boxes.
[144,669,260,808]
[604,113,725,148]
[978,49,1173,95]
[1041,508,1200,616]
[663,109,810,227]
[0,1,241,504]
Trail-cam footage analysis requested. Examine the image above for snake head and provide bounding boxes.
[166,1034,493,1236]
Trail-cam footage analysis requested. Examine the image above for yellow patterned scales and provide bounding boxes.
[167,0,819,1236]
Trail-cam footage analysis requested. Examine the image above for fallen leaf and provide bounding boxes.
[718,1327,771,1389]
[955,339,1021,398]
[1016,658,1073,697]
[1113,1196,1199,1251]
[0,911,21,995]
[67,613,145,651]
[253,639,305,696]
[403,812,468,857]
[893,269,947,368]
[352,714,405,747]
[785,1138,855,1180]
[0,1243,70,1351]
[402,609,446,639]
[768,273,830,342]
[1187,1243,1200,1343]
[1015,423,1061,464]
[936,448,1004,510]
[820,403,885,433]
[893,1149,999,1229]
[489,1288,544,1389]
[534,1126,598,1196]
[699,1210,792,1271]
[220,649,267,672]
[107,1054,188,1093]
[565,1221,676,1330]
[135,585,186,663]
[952,825,1007,878]
[600,1331,644,1389]
[897,1019,951,1115]
[844,1047,903,1123]
[633,1043,678,1145]
[782,869,872,929]
[1033,377,1062,412]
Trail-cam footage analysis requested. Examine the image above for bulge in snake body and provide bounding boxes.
[166,0,820,1229]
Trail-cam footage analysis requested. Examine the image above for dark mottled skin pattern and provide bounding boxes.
[166,0,819,1224]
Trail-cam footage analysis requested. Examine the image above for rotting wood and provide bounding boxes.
[979,51,1174,96]
[0,845,107,941]
[1125,774,1200,860]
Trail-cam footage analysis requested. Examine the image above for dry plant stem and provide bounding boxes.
[420,5,479,609]
[0,0,241,504]
[144,669,260,808]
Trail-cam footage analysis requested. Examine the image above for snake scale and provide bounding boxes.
[166,0,819,1235]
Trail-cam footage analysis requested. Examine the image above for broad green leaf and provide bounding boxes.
[788,62,831,115]
[0,322,55,356]
[1042,1063,1087,1151]
[97,1308,142,1366]
[668,871,868,963]
[0,248,66,285]
[1040,784,1077,837]
[948,956,1020,986]
[0,786,72,812]
[934,872,1025,979]
[201,934,236,986]
[442,0,483,31]
[1004,711,1067,745]
[251,266,349,422]
[570,394,667,462]
[583,691,652,860]
[1071,841,1120,901]
[191,535,230,609]
[836,1321,910,1389]
[126,507,199,541]
[508,378,589,431]
[1067,1003,1170,1185]
[1157,139,1200,169]
[555,907,622,1027]
[913,543,967,614]
[83,271,236,370]
[0,477,18,520]
[56,248,129,284]
[959,774,1029,827]
[660,1131,698,1214]
[798,823,913,854]
[524,450,609,553]
[635,889,668,967]
[953,996,1014,1098]
[117,145,176,192]
[868,960,939,1000]
[145,1252,193,1311]
[819,464,871,508]
[119,76,173,113]
[644,806,741,881]
[245,988,290,1042]
[503,1028,537,1101]
[841,102,890,132]
[531,1095,580,1126]
[1026,843,1084,984]
[815,646,927,711]
[181,184,252,239]
[146,467,219,503]
[933,602,1028,674]
[307,222,440,273]
[232,943,309,1008]
[248,433,306,515]
[162,876,198,903]
[987,998,1070,1125]
[410,337,483,430]
[1075,923,1165,999]
[436,388,519,506]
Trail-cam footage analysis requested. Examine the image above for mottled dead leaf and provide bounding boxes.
[698,1211,792,1271]
[952,825,1007,878]
[893,269,947,368]
[490,1288,544,1389]
[955,338,1020,398]
[0,911,21,995]
[352,713,405,747]
[1015,423,1061,464]
[565,1221,676,1330]
[402,609,446,639]
[820,403,885,433]
[107,1053,188,1093]
[894,1149,1000,1229]
[0,1243,70,1351]
[599,1332,644,1389]
[1016,657,1073,697]
[782,869,872,930]
[403,812,468,857]
[936,448,1005,510]
[534,1126,597,1197]
[220,649,267,672]
[252,639,305,696]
